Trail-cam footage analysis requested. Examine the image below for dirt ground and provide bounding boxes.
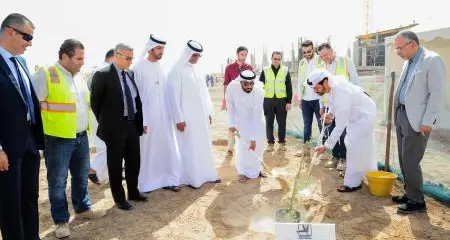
[26,85,450,240]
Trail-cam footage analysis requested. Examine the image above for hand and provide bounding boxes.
[285,103,292,112]
[176,122,186,132]
[314,145,328,156]
[323,113,334,124]
[209,116,212,125]
[249,140,256,151]
[298,101,302,109]
[221,99,227,111]
[320,108,324,116]
[420,125,432,136]
[0,150,9,172]
[143,126,149,134]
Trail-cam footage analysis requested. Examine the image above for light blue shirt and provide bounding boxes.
[398,47,424,104]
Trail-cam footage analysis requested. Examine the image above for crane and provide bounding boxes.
[362,0,372,43]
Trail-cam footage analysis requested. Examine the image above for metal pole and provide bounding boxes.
[384,71,395,171]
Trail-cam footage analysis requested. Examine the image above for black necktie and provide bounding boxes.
[10,57,36,124]
[121,70,135,119]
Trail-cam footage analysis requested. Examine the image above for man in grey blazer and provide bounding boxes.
[392,31,447,214]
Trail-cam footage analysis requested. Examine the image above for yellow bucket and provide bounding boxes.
[366,171,398,197]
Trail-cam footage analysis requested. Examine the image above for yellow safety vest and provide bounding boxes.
[298,56,324,96]
[40,65,91,139]
[263,65,288,98]
[322,56,349,106]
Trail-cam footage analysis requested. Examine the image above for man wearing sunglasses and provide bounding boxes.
[259,51,293,152]
[0,13,44,240]
[295,40,325,158]
[33,39,106,238]
[226,70,267,183]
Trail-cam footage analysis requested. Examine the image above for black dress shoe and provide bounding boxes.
[392,195,409,204]
[397,202,427,214]
[337,184,362,192]
[88,173,100,185]
[129,194,148,202]
[116,201,133,210]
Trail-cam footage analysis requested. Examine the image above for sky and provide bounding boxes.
[1,0,448,74]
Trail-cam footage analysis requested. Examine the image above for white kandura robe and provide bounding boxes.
[166,62,218,188]
[89,62,111,182]
[225,81,265,178]
[324,77,378,187]
[133,59,182,192]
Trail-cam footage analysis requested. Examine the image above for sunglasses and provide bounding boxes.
[116,52,133,61]
[7,26,33,42]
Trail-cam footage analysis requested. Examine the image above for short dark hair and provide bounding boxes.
[271,51,282,58]
[0,13,34,33]
[317,43,332,52]
[58,39,84,60]
[236,46,248,54]
[105,49,114,60]
[396,30,420,45]
[301,40,314,48]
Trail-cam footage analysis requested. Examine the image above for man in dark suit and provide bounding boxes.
[0,13,44,240]
[91,43,147,210]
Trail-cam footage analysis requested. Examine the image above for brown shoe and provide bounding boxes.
[75,209,106,220]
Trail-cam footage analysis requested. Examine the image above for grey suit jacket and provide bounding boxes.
[394,47,447,132]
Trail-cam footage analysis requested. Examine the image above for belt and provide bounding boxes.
[120,116,134,121]
[76,131,86,137]
[398,104,406,110]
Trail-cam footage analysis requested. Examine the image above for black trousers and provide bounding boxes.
[264,98,287,144]
[105,120,140,203]
[0,127,40,240]
[322,119,347,159]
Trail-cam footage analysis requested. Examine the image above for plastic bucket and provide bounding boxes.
[366,171,398,197]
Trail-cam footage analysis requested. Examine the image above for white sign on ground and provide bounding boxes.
[275,223,336,240]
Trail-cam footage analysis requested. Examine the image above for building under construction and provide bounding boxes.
[352,23,418,71]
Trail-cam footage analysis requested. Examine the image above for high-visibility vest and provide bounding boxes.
[40,65,91,138]
[263,65,288,98]
[298,56,324,96]
[322,56,349,106]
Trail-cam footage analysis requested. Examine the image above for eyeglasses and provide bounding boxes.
[303,50,312,54]
[395,42,411,51]
[116,52,133,61]
[7,26,33,42]
[273,58,281,61]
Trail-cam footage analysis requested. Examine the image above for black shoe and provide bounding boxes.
[129,194,148,202]
[88,173,100,185]
[116,201,133,210]
[162,186,181,192]
[210,179,221,184]
[392,195,409,204]
[337,184,362,192]
[397,202,427,214]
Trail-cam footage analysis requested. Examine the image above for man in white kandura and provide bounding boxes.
[310,69,377,192]
[166,40,221,189]
[226,70,267,183]
[133,34,182,193]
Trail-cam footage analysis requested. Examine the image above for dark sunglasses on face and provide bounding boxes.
[7,26,33,42]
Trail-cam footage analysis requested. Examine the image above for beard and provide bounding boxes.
[241,86,253,93]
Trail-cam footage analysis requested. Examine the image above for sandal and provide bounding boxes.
[163,186,181,192]
[238,175,249,183]
[258,171,268,178]
[337,185,362,192]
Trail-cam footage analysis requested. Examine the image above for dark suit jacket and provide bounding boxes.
[0,54,44,160]
[90,64,144,141]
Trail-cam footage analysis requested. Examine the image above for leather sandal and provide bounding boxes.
[337,185,362,192]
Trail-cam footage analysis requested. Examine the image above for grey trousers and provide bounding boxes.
[395,106,429,204]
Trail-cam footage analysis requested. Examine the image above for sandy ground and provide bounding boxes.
[12,85,449,240]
